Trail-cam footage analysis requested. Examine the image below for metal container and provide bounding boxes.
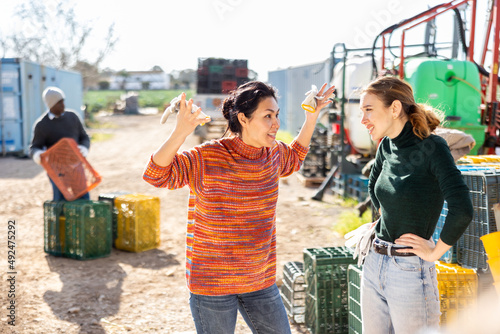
[268,60,331,135]
[0,58,83,155]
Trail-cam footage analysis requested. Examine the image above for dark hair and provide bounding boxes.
[221,81,277,136]
[363,76,442,139]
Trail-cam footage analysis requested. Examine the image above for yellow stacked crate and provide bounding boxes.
[435,261,478,326]
[114,194,161,252]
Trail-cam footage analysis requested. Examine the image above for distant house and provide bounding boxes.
[107,66,170,90]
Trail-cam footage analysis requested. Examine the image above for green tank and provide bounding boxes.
[404,58,485,153]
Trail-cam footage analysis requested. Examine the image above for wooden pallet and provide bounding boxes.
[296,173,325,188]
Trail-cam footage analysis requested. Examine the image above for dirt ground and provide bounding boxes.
[0,112,351,334]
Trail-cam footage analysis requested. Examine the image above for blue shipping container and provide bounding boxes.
[0,58,83,155]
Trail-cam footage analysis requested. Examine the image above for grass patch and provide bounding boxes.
[91,132,114,142]
[276,130,294,144]
[86,120,118,129]
[333,209,373,237]
[84,89,195,113]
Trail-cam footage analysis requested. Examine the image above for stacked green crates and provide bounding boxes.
[347,265,363,334]
[63,200,112,260]
[43,200,112,260]
[404,58,485,154]
[304,246,356,334]
[98,191,132,246]
[44,201,66,256]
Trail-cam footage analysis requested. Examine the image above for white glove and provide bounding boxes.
[301,85,335,113]
[33,150,45,165]
[345,220,378,266]
[78,145,89,157]
[160,94,209,124]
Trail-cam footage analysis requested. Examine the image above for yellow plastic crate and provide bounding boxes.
[461,155,500,164]
[435,261,478,326]
[114,194,161,252]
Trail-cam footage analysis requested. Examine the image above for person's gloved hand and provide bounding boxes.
[345,220,378,266]
[301,85,319,113]
[301,85,334,113]
[160,94,209,124]
[33,149,45,165]
[78,145,89,157]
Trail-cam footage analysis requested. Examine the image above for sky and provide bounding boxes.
[0,0,493,82]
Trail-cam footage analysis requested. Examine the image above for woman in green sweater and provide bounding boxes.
[359,76,473,334]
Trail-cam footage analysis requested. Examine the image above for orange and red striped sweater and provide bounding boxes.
[143,136,308,295]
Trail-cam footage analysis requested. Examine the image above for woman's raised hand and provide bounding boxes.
[174,93,211,137]
[315,83,336,112]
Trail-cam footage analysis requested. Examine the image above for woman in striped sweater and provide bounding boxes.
[143,81,334,333]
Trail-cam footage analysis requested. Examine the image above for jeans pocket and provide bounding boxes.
[428,266,440,302]
[391,256,421,271]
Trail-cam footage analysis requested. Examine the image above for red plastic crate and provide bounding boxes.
[222,80,237,93]
[235,67,248,78]
[40,138,101,201]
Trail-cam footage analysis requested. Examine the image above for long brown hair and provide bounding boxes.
[363,76,442,139]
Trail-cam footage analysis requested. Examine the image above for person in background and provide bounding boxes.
[30,86,91,201]
[143,81,335,333]
[359,76,473,334]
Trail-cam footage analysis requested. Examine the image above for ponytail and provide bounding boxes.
[408,104,442,139]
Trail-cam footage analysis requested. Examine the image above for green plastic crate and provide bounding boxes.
[98,191,132,247]
[304,246,356,334]
[63,200,112,260]
[43,201,66,256]
[347,265,363,334]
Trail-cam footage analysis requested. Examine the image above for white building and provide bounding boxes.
[108,67,170,90]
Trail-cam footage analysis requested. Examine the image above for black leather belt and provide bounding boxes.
[373,244,416,257]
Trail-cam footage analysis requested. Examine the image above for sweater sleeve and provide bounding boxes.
[143,146,203,190]
[429,136,473,245]
[30,121,47,157]
[278,140,309,177]
[72,112,90,148]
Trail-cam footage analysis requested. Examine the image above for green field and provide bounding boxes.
[84,89,195,113]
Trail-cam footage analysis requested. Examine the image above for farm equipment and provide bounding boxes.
[313,0,500,201]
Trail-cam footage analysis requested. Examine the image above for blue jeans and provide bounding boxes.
[361,238,441,334]
[49,177,89,201]
[189,284,291,334]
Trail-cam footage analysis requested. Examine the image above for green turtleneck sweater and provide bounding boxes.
[369,121,473,246]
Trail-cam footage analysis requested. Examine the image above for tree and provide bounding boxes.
[117,70,129,90]
[170,69,196,90]
[0,0,118,89]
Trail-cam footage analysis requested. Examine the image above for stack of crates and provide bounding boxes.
[331,174,349,198]
[113,193,161,252]
[44,201,67,257]
[197,58,249,94]
[301,126,331,178]
[280,261,306,324]
[435,261,478,326]
[345,175,369,202]
[458,170,499,271]
[347,265,363,334]
[432,201,457,263]
[98,191,132,247]
[44,200,112,260]
[303,246,356,334]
